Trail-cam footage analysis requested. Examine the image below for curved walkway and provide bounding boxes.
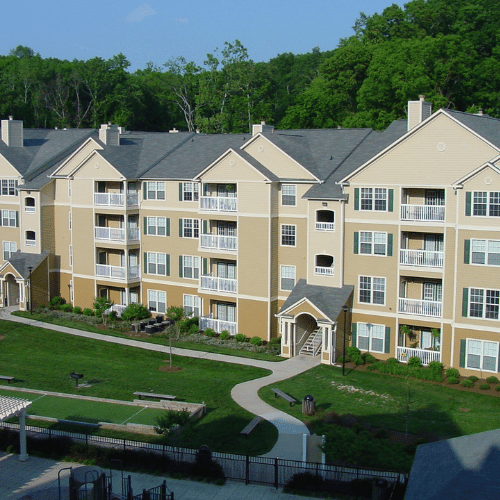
[0,308,320,460]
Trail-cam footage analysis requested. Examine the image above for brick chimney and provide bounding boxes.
[407,95,432,131]
[1,116,24,147]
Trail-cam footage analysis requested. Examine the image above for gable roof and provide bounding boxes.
[445,109,500,150]
[1,250,49,279]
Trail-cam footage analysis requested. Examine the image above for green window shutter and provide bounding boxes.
[462,288,469,317]
[388,189,394,212]
[354,188,360,210]
[179,255,183,278]
[459,339,466,368]
[385,327,391,354]
[179,219,183,237]
[203,258,208,275]
[143,217,147,235]
[143,253,148,274]
[15,211,19,227]
[354,232,359,254]
[166,254,170,276]
[166,218,170,236]
[143,182,147,200]
[465,192,472,216]
[464,239,470,264]
[387,233,393,256]
[351,323,357,347]
[203,220,208,234]
[179,183,183,201]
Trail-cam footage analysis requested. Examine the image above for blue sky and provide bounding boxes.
[1,0,403,72]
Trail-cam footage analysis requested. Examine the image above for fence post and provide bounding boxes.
[161,480,166,500]
[142,489,150,500]
[245,455,250,485]
[274,458,279,489]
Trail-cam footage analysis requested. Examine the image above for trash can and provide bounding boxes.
[302,394,316,415]
[372,478,388,500]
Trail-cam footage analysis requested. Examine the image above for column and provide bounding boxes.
[18,408,28,461]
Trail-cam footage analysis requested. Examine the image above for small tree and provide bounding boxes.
[165,306,186,367]
[93,296,113,325]
[121,303,150,322]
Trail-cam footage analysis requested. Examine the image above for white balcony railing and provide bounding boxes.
[398,298,442,318]
[200,316,237,335]
[399,249,444,268]
[397,346,441,365]
[200,234,237,251]
[315,266,334,276]
[315,222,335,231]
[200,275,237,293]
[25,239,36,247]
[24,207,36,213]
[95,264,140,280]
[401,204,445,222]
[200,196,237,212]
[94,227,140,242]
[94,192,139,207]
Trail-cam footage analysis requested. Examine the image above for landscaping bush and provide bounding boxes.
[480,383,490,390]
[188,324,199,334]
[235,333,247,343]
[486,376,499,384]
[461,379,474,388]
[496,385,500,392]
[347,346,361,357]
[82,308,94,316]
[72,306,82,315]
[447,376,459,384]
[204,328,216,338]
[121,303,150,322]
[445,368,460,380]
[468,376,479,383]
[249,336,262,346]
[366,363,379,371]
[60,303,73,313]
[108,310,118,322]
[219,330,230,340]
[49,296,66,309]
[337,355,350,364]
[386,357,399,366]
[363,353,377,364]
[408,356,422,368]
[269,336,282,345]
[351,354,365,365]
[428,361,444,374]
[154,409,191,435]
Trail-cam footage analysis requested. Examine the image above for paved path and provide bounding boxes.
[0,309,321,460]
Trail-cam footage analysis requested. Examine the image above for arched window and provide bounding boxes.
[316,210,334,231]
[315,255,334,276]
[24,197,35,213]
[25,231,36,246]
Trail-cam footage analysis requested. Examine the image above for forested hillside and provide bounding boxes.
[1,0,499,133]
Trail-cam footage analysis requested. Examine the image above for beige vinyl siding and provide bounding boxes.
[73,277,96,309]
[202,152,265,183]
[352,313,397,360]
[453,327,500,376]
[238,299,268,339]
[53,139,103,177]
[70,207,94,274]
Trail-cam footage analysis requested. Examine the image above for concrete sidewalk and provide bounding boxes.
[0,451,312,500]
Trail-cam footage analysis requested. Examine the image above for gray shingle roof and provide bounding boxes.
[279,279,353,322]
[5,250,49,279]
[445,109,500,149]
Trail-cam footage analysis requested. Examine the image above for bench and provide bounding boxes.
[240,416,262,436]
[133,391,176,401]
[272,388,296,406]
[0,375,14,384]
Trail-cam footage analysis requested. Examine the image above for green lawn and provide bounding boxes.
[259,364,500,439]
[0,320,277,455]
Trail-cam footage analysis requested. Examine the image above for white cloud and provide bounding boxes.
[122,4,156,23]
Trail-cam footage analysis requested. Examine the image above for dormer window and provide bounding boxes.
[24,197,35,213]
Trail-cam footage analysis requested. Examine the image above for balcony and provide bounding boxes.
[396,346,441,365]
[200,234,237,251]
[94,192,139,207]
[95,227,140,243]
[25,239,36,247]
[95,264,140,281]
[200,275,237,293]
[200,316,237,335]
[315,266,334,276]
[401,204,445,222]
[399,249,443,268]
[200,196,237,212]
[315,222,335,231]
[398,298,442,318]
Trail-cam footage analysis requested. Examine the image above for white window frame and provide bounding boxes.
[357,322,385,353]
[359,276,386,305]
[466,338,499,372]
[471,239,500,266]
[25,231,36,246]
[0,210,17,227]
[182,182,199,202]
[69,280,74,302]
[68,180,72,198]
[182,218,200,238]
[182,255,200,279]
[146,216,167,236]
[148,289,166,313]
[3,241,16,260]
[281,184,296,206]
[183,294,201,318]
[146,252,167,275]
[69,211,72,230]
[24,197,36,213]
[69,245,73,266]
[145,181,166,200]
[359,231,388,256]
[360,187,388,211]
[0,179,18,196]
[468,287,500,320]
[280,265,296,291]
[472,191,500,217]
[281,224,296,247]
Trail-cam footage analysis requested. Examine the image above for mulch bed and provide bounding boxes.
[158,365,183,373]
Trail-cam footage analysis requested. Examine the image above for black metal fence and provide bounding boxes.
[0,421,406,489]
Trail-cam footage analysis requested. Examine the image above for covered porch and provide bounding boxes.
[397,322,441,365]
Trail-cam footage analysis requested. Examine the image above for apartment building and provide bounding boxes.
[1,97,499,377]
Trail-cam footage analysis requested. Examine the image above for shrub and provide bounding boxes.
[408,356,422,368]
[347,346,361,357]
[249,336,262,346]
[60,303,73,313]
[121,303,150,322]
[366,364,379,371]
[49,296,66,308]
[154,409,191,435]
[235,334,247,343]
[219,330,230,340]
[486,376,499,384]
[269,336,282,345]
[386,357,399,366]
[480,383,490,390]
[108,310,118,321]
[428,361,444,374]
[204,328,216,338]
[445,368,460,379]
[188,324,199,334]
[468,375,479,383]
[337,355,350,363]
[447,376,459,384]
[72,306,82,315]
[82,308,94,316]
[496,385,500,392]
[461,379,474,388]
[351,354,365,365]
[363,353,377,364]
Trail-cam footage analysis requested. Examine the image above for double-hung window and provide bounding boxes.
[148,290,166,313]
[182,183,199,201]
[3,241,16,260]
[0,210,17,227]
[145,181,165,200]
[361,188,387,211]
[281,224,296,246]
[470,239,500,265]
[468,288,500,319]
[470,191,500,217]
[359,276,386,305]
[281,185,296,206]
[181,255,200,279]
[466,339,498,372]
[1,179,18,196]
[359,231,388,255]
[146,216,167,236]
[183,294,201,318]
[180,218,199,238]
[280,265,295,291]
[357,323,385,353]
[146,252,167,275]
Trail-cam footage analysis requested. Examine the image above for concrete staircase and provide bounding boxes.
[299,328,322,356]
